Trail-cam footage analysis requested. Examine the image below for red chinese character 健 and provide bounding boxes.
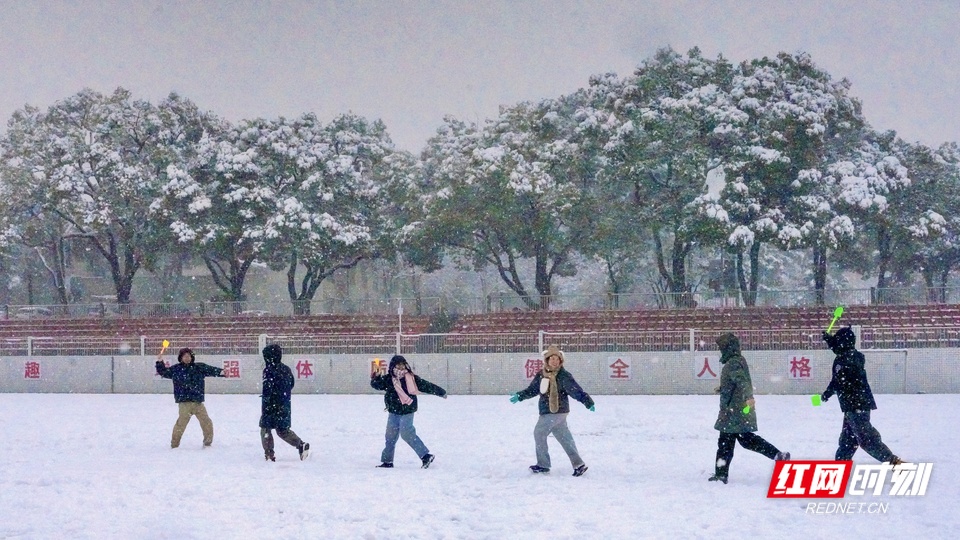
[524,358,543,379]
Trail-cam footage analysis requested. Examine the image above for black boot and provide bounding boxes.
[709,464,729,484]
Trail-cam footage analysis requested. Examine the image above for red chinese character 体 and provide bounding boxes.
[524,358,543,379]
[696,357,717,378]
[790,356,812,379]
[608,358,631,379]
[24,361,41,379]
[222,359,241,379]
[296,359,314,379]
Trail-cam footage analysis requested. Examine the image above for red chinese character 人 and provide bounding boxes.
[790,356,812,378]
[222,360,241,379]
[697,358,717,378]
[296,360,314,379]
[524,358,543,379]
[24,361,41,379]
[609,358,630,379]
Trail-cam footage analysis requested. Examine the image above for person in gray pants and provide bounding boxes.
[510,345,595,477]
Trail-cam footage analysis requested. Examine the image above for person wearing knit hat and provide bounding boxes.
[155,346,226,448]
[708,333,790,484]
[510,345,594,477]
[821,327,902,466]
[370,355,448,469]
[260,344,310,462]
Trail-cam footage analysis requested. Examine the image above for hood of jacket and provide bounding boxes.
[716,333,741,363]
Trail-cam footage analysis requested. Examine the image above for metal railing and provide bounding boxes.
[5,284,960,320]
[7,325,960,356]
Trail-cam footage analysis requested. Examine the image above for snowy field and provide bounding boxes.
[1,392,957,539]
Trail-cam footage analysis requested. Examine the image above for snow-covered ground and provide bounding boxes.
[1,392,956,539]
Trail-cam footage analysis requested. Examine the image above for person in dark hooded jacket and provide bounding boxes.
[709,333,790,484]
[155,347,225,448]
[260,344,310,462]
[821,327,902,465]
[511,345,594,477]
[370,355,447,468]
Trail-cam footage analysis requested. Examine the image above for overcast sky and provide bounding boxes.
[1,0,958,153]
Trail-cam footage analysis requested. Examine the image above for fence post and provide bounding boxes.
[258,334,268,352]
[140,335,146,357]
[27,336,33,357]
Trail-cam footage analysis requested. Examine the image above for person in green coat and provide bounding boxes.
[709,333,790,484]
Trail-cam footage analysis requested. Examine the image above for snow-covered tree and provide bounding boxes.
[1,88,208,305]
[586,47,740,305]
[699,52,862,305]
[418,94,602,310]
[161,113,407,313]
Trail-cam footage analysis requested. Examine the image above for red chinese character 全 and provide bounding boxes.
[222,360,241,379]
[697,358,717,378]
[790,356,812,378]
[296,360,314,379]
[524,358,543,379]
[24,361,41,379]
[609,358,630,379]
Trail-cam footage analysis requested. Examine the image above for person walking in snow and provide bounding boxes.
[370,355,447,469]
[510,345,594,477]
[709,333,790,484]
[821,327,902,465]
[259,344,310,462]
[155,347,226,448]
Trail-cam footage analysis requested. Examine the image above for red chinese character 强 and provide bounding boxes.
[222,359,241,379]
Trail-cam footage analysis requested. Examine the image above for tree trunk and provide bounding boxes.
[286,251,367,315]
[875,227,891,301]
[813,243,827,306]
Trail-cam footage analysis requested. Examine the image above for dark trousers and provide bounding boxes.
[835,411,894,462]
[714,432,779,477]
[261,427,303,458]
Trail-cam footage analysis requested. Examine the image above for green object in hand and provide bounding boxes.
[811,394,822,406]
[588,405,595,412]
[742,405,751,414]
[826,305,844,333]
[509,393,520,404]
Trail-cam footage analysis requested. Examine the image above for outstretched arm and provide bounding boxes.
[562,374,595,409]
[414,376,447,398]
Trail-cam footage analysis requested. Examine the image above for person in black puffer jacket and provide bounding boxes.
[370,355,447,469]
[156,347,225,448]
[822,327,902,465]
[260,344,310,462]
[511,345,594,477]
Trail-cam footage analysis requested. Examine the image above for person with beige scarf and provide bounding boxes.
[510,345,594,476]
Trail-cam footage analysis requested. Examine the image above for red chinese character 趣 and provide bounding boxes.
[24,361,41,379]
[790,356,812,378]
[609,358,630,379]
[524,358,543,379]
[296,360,314,379]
